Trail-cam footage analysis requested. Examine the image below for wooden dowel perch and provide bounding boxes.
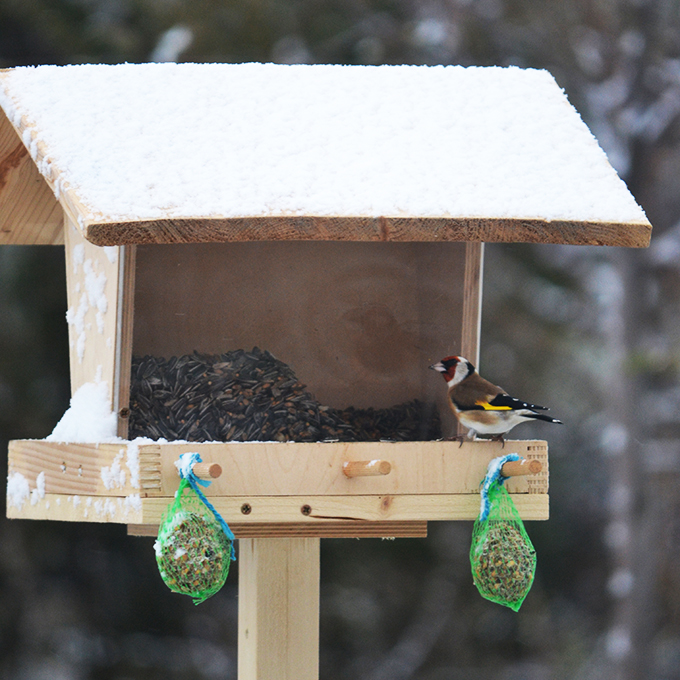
[343,460,392,478]
[192,462,223,479]
[501,458,542,477]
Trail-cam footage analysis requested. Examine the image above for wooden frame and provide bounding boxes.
[7,439,549,528]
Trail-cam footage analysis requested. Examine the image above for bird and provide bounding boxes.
[429,355,562,443]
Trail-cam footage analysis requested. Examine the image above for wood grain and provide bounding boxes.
[64,217,118,401]
[8,490,548,524]
[0,70,650,249]
[458,241,484,436]
[138,493,549,524]
[127,521,428,538]
[63,218,135,436]
[84,215,652,248]
[0,109,62,244]
[461,242,484,366]
[7,439,549,526]
[238,538,320,680]
[8,440,161,497]
[8,438,547,498]
[153,439,548,497]
[6,492,144,523]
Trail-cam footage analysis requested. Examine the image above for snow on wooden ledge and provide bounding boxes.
[0,62,650,247]
[7,439,549,534]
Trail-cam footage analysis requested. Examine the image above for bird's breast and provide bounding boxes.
[457,409,508,427]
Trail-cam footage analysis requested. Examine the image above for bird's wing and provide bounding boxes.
[449,374,506,410]
[481,393,548,411]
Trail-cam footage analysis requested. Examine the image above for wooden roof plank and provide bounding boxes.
[84,215,651,248]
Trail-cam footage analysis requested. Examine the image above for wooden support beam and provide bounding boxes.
[461,241,484,367]
[457,241,484,437]
[136,492,549,524]
[9,491,549,524]
[115,244,136,438]
[128,521,428,538]
[63,218,135,435]
[238,538,320,680]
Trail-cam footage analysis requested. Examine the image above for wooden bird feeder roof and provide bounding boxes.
[0,62,651,248]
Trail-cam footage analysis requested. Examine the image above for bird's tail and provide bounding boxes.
[527,412,563,425]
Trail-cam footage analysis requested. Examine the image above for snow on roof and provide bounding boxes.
[0,62,650,246]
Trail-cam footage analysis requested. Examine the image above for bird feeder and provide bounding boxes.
[0,63,650,679]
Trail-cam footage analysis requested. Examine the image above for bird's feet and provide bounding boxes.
[489,434,506,448]
[443,434,470,448]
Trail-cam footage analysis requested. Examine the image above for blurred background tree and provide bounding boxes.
[1,1,679,679]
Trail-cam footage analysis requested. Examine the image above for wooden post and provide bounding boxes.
[461,241,484,366]
[458,241,484,437]
[63,216,135,437]
[238,538,320,680]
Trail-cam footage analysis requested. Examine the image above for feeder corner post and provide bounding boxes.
[62,214,135,438]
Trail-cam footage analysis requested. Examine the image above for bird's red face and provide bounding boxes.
[429,355,464,382]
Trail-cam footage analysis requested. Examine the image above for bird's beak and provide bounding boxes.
[429,362,445,372]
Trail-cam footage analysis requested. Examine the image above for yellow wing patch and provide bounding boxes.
[475,400,512,411]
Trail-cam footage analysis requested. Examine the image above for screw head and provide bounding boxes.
[119,407,130,418]
[301,504,312,516]
[241,503,252,515]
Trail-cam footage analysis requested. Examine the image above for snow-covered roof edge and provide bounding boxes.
[0,63,652,248]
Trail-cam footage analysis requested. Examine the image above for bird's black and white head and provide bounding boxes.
[429,355,475,386]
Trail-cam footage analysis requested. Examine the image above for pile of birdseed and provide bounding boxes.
[128,348,440,443]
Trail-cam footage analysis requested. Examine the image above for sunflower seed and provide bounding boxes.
[128,348,440,443]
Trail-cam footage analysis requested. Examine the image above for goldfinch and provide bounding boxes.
[430,355,562,442]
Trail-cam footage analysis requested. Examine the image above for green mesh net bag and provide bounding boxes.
[155,453,235,605]
[470,455,536,612]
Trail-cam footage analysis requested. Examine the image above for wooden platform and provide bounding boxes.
[7,439,549,537]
